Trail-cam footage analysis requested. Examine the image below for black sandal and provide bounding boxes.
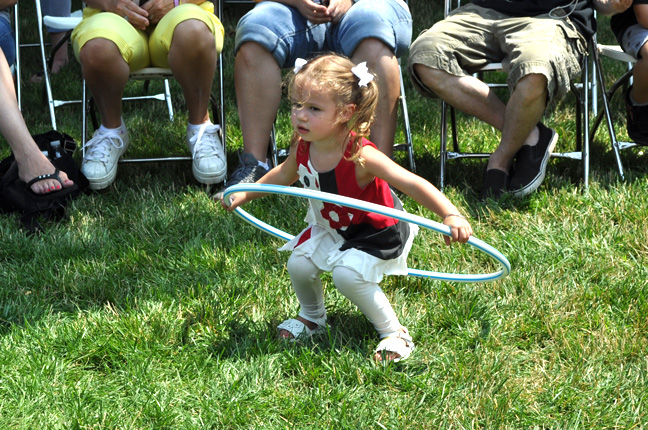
[25,168,68,194]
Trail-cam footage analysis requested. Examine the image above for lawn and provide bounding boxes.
[0,1,647,428]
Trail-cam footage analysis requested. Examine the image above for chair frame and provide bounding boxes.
[591,41,640,181]
[34,0,84,130]
[438,0,591,191]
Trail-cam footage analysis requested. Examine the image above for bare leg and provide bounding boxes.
[352,38,400,156]
[413,65,545,171]
[488,74,547,172]
[78,38,129,128]
[234,42,282,162]
[50,31,70,74]
[168,19,216,125]
[631,44,648,104]
[0,50,72,193]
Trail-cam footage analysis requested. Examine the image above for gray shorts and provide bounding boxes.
[620,24,648,59]
[407,4,587,103]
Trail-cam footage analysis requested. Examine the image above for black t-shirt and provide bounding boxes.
[472,0,596,38]
[611,0,648,43]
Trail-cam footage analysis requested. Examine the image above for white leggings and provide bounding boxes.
[286,253,402,337]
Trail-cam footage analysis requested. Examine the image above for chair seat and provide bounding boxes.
[598,44,636,64]
[130,67,174,80]
[42,10,82,32]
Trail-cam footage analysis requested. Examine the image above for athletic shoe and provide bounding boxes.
[625,86,648,146]
[480,168,510,201]
[212,151,269,201]
[187,123,227,184]
[81,127,130,190]
[508,123,558,198]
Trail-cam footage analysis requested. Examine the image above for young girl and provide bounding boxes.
[223,53,473,362]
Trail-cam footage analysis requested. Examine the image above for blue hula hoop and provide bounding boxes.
[223,184,511,283]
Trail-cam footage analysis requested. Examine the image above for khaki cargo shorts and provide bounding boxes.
[407,4,587,103]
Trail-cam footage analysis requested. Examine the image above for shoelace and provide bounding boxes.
[83,131,125,163]
[189,123,222,160]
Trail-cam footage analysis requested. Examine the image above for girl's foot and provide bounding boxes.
[373,327,415,363]
[278,316,321,339]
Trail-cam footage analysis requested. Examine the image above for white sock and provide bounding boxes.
[258,159,269,170]
[187,120,213,133]
[98,119,126,135]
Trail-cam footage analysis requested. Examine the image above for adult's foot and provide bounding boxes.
[508,123,557,197]
[17,151,74,194]
[480,168,510,201]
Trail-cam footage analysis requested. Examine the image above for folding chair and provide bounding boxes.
[34,1,83,130]
[438,0,591,191]
[591,42,640,181]
[81,9,226,166]
[13,3,21,110]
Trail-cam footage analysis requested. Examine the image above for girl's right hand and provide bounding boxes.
[220,192,247,212]
[442,215,473,246]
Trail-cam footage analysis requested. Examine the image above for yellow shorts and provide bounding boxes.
[71,2,224,71]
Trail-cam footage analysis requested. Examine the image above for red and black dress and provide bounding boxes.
[279,137,419,283]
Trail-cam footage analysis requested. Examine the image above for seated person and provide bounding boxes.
[31,0,73,82]
[0,48,74,194]
[71,0,225,190]
[611,0,648,144]
[216,0,412,197]
[408,0,630,200]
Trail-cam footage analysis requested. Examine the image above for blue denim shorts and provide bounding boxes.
[235,0,412,68]
[0,13,15,67]
[620,24,648,60]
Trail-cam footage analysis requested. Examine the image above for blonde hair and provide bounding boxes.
[287,53,379,164]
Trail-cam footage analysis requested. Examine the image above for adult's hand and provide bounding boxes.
[86,0,150,30]
[593,0,632,15]
[294,0,331,24]
[326,0,353,23]
[142,0,175,26]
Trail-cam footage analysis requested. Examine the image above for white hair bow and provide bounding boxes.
[294,58,308,74]
[351,62,374,87]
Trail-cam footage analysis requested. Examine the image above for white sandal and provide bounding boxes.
[277,314,327,341]
[374,328,415,363]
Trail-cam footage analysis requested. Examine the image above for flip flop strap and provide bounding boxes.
[25,168,63,188]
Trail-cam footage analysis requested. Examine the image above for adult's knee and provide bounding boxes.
[412,63,452,94]
[79,38,121,71]
[236,41,273,68]
[172,20,215,57]
[513,73,549,103]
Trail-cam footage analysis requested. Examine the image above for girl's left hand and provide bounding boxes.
[443,215,473,245]
[326,0,353,23]
[142,0,174,25]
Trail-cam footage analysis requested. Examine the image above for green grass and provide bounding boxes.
[1,1,647,428]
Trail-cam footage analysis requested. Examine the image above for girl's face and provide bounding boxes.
[291,82,352,143]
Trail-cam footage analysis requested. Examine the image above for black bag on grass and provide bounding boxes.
[0,130,89,232]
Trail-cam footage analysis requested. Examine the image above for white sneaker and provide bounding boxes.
[187,123,226,184]
[81,128,130,190]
